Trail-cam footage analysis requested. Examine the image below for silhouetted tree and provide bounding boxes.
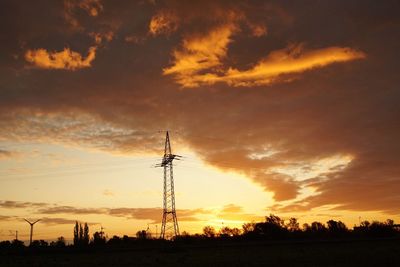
[360,220,371,228]
[11,239,24,248]
[368,220,396,237]
[136,230,150,240]
[50,236,66,247]
[107,235,122,245]
[254,214,287,238]
[73,221,90,246]
[79,223,84,244]
[286,218,300,232]
[327,220,348,236]
[73,221,79,246]
[203,226,216,238]
[92,231,106,245]
[181,231,190,237]
[83,223,89,245]
[220,227,241,237]
[266,214,285,227]
[31,240,48,248]
[242,222,256,234]
[310,221,326,232]
[302,223,311,231]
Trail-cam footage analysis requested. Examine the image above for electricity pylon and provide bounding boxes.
[24,219,40,246]
[156,131,180,239]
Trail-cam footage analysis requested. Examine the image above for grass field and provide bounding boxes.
[2,239,400,267]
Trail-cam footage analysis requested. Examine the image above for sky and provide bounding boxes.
[0,0,400,242]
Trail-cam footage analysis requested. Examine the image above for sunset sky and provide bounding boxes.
[1,0,400,242]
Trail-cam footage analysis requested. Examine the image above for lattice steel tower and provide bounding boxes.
[158,131,180,239]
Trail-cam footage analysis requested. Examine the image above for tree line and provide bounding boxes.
[194,215,399,240]
[1,215,399,250]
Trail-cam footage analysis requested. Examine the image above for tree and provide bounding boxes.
[302,223,311,231]
[310,221,326,232]
[136,230,149,240]
[83,223,90,245]
[92,231,106,245]
[79,223,84,244]
[31,240,48,247]
[50,236,66,247]
[73,221,79,246]
[220,227,241,237]
[265,214,285,227]
[73,221,90,246]
[203,226,216,238]
[242,222,255,234]
[11,239,25,248]
[107,235,122,245]
[360,220,370,228]
[327,220,348,233]
[286,218,300,232]
[253,214,287,238]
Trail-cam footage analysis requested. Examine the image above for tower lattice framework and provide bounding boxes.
[159,131,180,239]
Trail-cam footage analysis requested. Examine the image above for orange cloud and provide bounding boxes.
[149,10,179,36]
[64,0,103,30]
[248,23,268,37]
[25,46,97,70]
[78,0,103,17]
[218,204,264,222]
[163,23,237,87]
[164,35,365,87]
[221,44,366,87]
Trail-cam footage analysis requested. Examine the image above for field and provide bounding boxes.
[2,238,400,267]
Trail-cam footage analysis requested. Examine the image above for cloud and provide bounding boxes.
[1,1,400,217]
[254,173,301,201]
[221,204,243,213]
[219,44,365,87]
[78,0,103,17]
[37,204,207,223]
[149,10,179,36]
[0,215,14,221]
[38,206,107,215]
[25,46,97,70]
[64,0,103,30]
[218,204,264,222]
[163,23,237,87]
[0,149,20,159]
[164,41,365,87]
[247,22,267,37]
[105,207,207,223]
[102,189,115,197]
[40,217,90,226]
[0,200,48,209]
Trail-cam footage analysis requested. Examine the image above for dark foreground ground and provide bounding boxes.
[1,238,400,267]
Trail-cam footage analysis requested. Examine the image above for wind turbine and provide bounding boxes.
[24,219,40,246]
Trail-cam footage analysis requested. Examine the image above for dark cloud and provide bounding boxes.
[109,207,205,223]
[37,204,207,223]
[38,206,107,215]
[221,204,243,214]
[40,217,98,226]
[0,200,48,209]
[0,149,19,159]
[0,0,399,215]
[0,215,14,221]
[218,204,264,222]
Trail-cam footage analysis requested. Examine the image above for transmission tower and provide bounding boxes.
[156,131,180,239]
